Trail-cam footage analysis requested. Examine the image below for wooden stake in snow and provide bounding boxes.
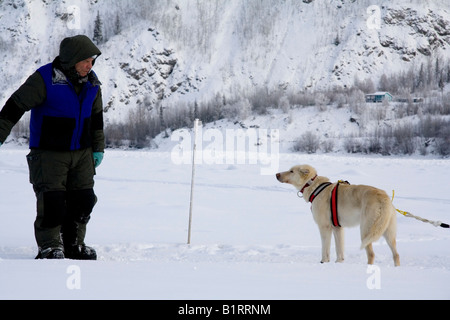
[187,119,201,244]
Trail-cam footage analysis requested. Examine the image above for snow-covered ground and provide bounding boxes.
[0,143,449,300]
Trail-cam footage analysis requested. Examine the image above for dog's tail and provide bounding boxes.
[360,197,396,250]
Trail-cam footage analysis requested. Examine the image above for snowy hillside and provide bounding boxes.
[1,0,450,124]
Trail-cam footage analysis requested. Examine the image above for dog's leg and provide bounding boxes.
[384,217,400,267]
[319,226,332,263]
[364,243,375,265]
[386,238,400,267]
[333,227,345,262]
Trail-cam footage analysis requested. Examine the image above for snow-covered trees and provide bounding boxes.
[93,11,103,45]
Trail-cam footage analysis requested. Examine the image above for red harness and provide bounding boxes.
[330,184,341,227]
[304,179,348,228]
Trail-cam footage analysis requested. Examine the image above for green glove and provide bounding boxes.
[93,152,104,168]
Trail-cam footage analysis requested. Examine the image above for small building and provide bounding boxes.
[365,92,393,103]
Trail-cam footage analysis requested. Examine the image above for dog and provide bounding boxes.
[276,164,400,266]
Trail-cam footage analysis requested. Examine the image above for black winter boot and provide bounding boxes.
[62,189,97,260]
[62,220,97,260]
[35,247,65,259]
[64,244,97,260]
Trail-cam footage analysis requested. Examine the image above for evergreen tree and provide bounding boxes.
[378,74,388,92]
[416,63,425,92]
[334,32,340,46]
[159,104,166,130]
[447,63,450,83]
[114,13,121,35]
[438,71,445,93]
[93,11,104,45]
[194,100,199,120]
[435,56,440,84]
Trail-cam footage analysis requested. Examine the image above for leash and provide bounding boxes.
[391,190,449,229]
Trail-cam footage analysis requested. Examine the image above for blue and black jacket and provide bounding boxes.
[0,35,104,151]
[0,59,104,152]
[29,63,100,151]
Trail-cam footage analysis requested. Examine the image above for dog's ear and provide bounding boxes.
[299,168,310,176]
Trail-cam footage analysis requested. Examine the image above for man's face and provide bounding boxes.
[75,58,94,77]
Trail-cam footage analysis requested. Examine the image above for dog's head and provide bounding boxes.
[276,164,317,190]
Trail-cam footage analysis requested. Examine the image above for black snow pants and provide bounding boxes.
[26,148,97,251]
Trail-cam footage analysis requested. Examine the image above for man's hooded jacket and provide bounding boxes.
[0,35,105,152]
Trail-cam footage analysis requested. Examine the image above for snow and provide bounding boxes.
[1,0,450,303]
[1,144,449,300]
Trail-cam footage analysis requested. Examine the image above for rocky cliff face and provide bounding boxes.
[381,5,450,60]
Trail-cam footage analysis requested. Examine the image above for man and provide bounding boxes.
[0,35,105,260]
